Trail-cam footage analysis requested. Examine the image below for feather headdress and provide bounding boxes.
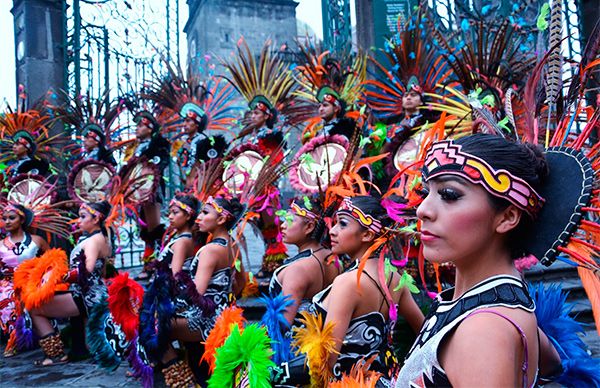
[141,59,239,136]
[365,7,452,121]
[219,37,296,130]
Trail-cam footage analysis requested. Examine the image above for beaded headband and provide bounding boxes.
[4,204,25,218]
[423,140,545,217]
[337,197,383,234]
[207,196,233,218]
[290,201,318,220]
[322,93,341,107]
[170,198,196,215]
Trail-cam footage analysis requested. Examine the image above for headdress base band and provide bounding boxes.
[170,199,195,215]
[337,197,383,234]
[207,196,233,218]
[423,140,545,217]
[290,201,318,220]
[4,204,25,218]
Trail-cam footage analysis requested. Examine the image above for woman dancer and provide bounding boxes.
[396,134,586,386]
[0,204,49,356]
[157,196,245,386]
[28,201,112,366]
[271,197,339,325]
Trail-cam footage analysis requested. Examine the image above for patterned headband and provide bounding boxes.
[290,201,318,220]
[170,199,196,215]
[4,204,25,218]
[337,197,383,234]
[423,140,545,217]
[81,203,100,218]
[207,196,233,218]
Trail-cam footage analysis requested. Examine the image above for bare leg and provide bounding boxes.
[143,203,161,231]
[160,318,204,364]
[30,293,80,337]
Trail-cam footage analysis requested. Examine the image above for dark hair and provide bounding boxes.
[86,201,112,221]
[454,133,549,258]
[293,196,329,245]
[265,109,278,129]
[171,194,199,226]
[214,197,244,231]
[335,99,347,119]
[347,195,394,230]
[6,204,34,229]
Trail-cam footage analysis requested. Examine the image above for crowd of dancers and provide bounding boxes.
[1,3,600,387]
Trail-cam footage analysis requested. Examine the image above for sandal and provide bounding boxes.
[35,333,68,366]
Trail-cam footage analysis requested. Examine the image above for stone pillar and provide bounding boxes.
[11,0,66,107]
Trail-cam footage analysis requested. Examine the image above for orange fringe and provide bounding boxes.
[17,249,68,310]
[201,306,246,373]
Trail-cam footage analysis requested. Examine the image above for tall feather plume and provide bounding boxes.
[544,0,564,144]
[565,20,600,107]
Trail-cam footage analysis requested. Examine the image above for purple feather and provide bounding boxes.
[126,338,154,388]
[15,313,36,351]
[173,271,216,316]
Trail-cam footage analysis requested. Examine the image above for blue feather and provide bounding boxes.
[86,295,128,371]
[529,283,600,386]
[258,293,294,364]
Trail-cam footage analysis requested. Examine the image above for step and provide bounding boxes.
[524,261,579,281]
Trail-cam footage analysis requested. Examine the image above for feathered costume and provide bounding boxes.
[219,38,298,274]
[292,39,367,143]
[0,96,70,179]
[141,59,237,189]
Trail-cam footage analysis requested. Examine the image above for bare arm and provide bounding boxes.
[193,246,218,295]
[538,329,562,383]
[280,269,310,325]
[232,257,246,297]
[32,235,50,253]
[82,237,101,273]
[397,288,425,333]
[170,238,193,275]
[440,312,524,387]
[322,274,357,369]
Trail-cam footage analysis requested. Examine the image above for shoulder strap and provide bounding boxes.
[465,309,530,388]
[362,269,391,311]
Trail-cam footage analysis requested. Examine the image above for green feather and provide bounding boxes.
[394,271,419,294]
[208,324,275,388]
[537,3,550,31]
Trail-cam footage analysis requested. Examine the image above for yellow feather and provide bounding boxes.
[292,311,338,386]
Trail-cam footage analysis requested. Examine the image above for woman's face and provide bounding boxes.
[196,204,225,233]
[329,213,369,257]
[78,207,100,233]
[135,121,152,140]
[168,205,192,231]
[280,213,313,246]
[2,210,24,233]
[416,176,505,264]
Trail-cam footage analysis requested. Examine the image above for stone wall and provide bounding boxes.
[185,0,298,70]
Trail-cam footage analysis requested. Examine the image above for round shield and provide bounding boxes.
[121,159,159,203]
[222,150,265,194]
[290,135,348,193]
[393,130,426,171]
[7,175,53,206]
[68,160,115,203]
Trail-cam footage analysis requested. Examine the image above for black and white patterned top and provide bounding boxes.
[69,231,108,316]
[396,275,535,387]
[311,269,397,385]
[177,238,234,340]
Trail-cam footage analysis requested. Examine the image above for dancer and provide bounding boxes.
[27,201,112,366]
[141,63,235,188]
[310,196,424,383]
[0,203,49,356]
[154,196,245,387]
[220,38,297,276]
[396,132,600,386]
[125,110,170,280]
[271,196,339,325]
[293,42,367,142]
